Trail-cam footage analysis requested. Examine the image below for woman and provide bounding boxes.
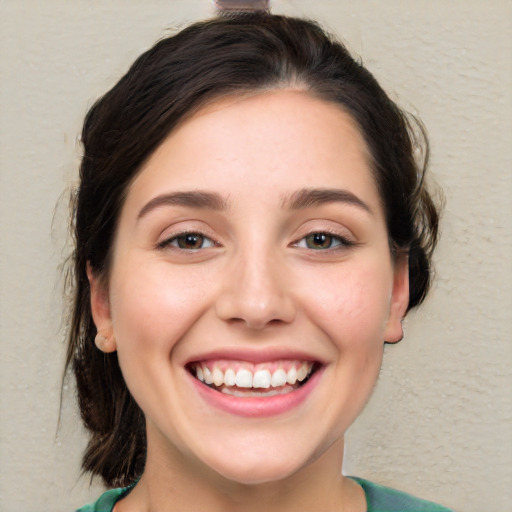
[68,12,450,512]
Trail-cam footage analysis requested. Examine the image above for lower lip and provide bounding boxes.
[188,367,323,418]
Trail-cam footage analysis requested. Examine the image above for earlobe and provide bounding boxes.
[86,262,116,352]
[384,253,409,344]
[94,329,117,353]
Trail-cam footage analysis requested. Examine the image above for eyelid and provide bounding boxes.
[156,229,221,251]
[291,228,358,251]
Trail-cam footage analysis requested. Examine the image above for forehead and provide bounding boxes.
[126,89,381,213]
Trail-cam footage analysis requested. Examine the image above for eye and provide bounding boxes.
[295,232,353,250]
[159,232,216,251]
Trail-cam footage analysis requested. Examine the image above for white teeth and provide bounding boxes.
[224,368,236,386]
[203,367,213,385]
[235,369,253,388]
[271,368,287,387]
[286,366,297,385]
[193,361,316,390]
[253,369,271,389]
[212,367,224,387]
[297,363,308,382]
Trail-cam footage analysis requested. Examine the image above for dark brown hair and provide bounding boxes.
[65,13,441,487]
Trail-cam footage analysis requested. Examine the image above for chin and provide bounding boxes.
[200,444,314,486]
[216,463,298,486]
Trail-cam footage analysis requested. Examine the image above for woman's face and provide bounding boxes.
[90,90,408,484]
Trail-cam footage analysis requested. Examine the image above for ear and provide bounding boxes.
[86,262,116,352]
[384,253,409,343]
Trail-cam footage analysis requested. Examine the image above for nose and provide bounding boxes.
[215,250,297,330]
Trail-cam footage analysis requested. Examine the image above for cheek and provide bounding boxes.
[109,259,212,352]
[107,259,216,419]
[300,261,392,342]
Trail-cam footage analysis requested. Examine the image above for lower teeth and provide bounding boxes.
[219,385,296,397]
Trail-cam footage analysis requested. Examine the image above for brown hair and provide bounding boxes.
[65,13,441,487]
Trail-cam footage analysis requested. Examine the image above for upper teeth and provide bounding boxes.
[192,361,314,389]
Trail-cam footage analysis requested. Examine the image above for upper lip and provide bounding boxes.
[184,347,326,366]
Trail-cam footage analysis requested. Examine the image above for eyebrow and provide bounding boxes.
[137,191,229,220]
[282,188,373,214]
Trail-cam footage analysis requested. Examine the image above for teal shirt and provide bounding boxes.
[75,477,452,511]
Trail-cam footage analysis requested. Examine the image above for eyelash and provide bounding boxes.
[293,231,356,251]
[157,230,355,253]
[157,231,218,251]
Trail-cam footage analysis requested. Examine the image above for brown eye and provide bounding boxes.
[305,233,334,250]
[294,232,354,251]
[176,233,207,250]
[158,232,216,251]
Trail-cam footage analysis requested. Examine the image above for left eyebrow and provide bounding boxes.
[281,188,373,214]
[137,190,229,220]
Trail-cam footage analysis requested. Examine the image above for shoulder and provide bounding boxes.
[350,477,453,512]
[75,487,128,512]
[76,479,453,512]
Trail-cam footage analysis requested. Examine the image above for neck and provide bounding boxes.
[117,432,364,512]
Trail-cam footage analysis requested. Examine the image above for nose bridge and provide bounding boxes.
[215,242,296,329]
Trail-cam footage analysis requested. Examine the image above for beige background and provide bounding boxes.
[1,1,511,511]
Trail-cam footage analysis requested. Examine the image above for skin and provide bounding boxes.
[89,90,409,512]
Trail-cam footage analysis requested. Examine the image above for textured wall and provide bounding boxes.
[0,1,510,511]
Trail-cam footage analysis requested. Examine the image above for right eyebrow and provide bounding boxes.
[137,191,229,220]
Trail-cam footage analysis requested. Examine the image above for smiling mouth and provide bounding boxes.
[187,360,320,397]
